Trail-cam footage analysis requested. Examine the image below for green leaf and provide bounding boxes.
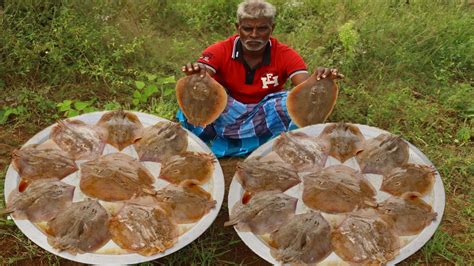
[456,127,471,143]
[164,87,175,96]
[147,74,157,81]
[74,101,90,111]
[158,76,175,84]
[140,94,148,103]
[135,81,145,89]
[132,99,140,106]
[57,100,72,108]
[68,110,79,117]
[144,84,158,97]
[133,90,141,99]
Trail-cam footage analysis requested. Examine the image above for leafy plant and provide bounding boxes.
[56,99,97,117]
[0,106,27,124]
[132,74,176,110]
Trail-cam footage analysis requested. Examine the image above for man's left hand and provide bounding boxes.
[315,67,343,80]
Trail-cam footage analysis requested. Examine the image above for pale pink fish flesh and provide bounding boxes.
[236,156,300,193]
[319,122,365,162]
[332,210,400,264]
[269,212,332,264]
[2,179,74,222]
[303,165,376,213]
[224,191,297,235]
[273,132,330,171]
[47,199,110,254]
[80,153,155,201]
[50,119,106,160]
[135,121,188,162]
[96,110,144,150]
[356,133,409,175]
[159,152,215,184]
[109,203,178,256]
[12,144,77,182]
[377,192,437,236]
[154,180,216,224]
[287,75,339,127]
[381,163,436,196]
[176,73,228,127]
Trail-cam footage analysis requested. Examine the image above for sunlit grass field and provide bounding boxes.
[0,0,472,265]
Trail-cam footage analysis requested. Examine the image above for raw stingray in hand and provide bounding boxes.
[176,73,227,127]
[286,73,341,127]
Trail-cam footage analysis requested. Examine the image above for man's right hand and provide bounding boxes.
[181,63,207,78]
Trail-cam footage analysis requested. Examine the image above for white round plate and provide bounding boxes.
[4,111,225,264]
[228,124,445,265]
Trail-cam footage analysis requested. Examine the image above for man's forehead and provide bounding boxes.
[239,18,273,27]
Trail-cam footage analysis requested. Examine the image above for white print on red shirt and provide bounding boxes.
[261,73,279,89]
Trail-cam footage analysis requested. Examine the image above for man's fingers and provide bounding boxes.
[187,63,193,73]
[193,63,199,71]
[199,65,206,78]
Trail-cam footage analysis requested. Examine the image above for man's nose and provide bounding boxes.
[250,28,258,38]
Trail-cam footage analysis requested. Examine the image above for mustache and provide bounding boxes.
[244,39,265,45]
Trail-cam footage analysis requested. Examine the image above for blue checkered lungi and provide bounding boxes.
[176,91,298,158]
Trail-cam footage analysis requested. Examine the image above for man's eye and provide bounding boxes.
[257,27,269,31]
[243,27,253,31]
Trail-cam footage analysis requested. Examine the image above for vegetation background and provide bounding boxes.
[0,0,472,265]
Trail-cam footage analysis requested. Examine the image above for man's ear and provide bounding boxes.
[271,23,276,34]
[235,22,240,32]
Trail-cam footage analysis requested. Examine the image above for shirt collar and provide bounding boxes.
[232,36,272,66]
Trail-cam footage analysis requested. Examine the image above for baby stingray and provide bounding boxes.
[356,133,409,175]
[47,199,110,255]
[236,156,300,193]
[154,180,216,224]
[224,191,297,235]
[319,122,365,162]
[273,132,330,171]
[109,203,178,256]
[381,163,436,196]
[96,110,144,151]
[176,73,228,127]
[80,153,155,201]
[377,192,437,236]
[303,165,376,213]
[12,141,77,184]
[2,179,74,222]
[159,152,215,184]
[269,212,332,265]
[135,121,188,162]
[332,209,400,265]
[286,73,341,127]
[50,119,106,160]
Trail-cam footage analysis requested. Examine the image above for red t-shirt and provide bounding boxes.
[197,35,308,104]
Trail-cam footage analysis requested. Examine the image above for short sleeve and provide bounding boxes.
[282,47,308,79]
[197,42,224,74]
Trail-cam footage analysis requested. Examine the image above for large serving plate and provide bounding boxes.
[228,124,445,265]
[4,111,225,264]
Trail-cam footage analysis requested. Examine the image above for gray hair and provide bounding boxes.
[237,0,276,23]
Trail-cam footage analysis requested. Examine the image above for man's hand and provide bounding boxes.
[315,67,344,80]
[182,62,207,78]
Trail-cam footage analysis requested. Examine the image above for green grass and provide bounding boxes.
[0,0,473,264]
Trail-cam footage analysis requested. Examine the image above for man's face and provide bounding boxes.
[236,18,274,52]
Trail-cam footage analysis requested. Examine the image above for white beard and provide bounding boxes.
[242,39,268,51]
